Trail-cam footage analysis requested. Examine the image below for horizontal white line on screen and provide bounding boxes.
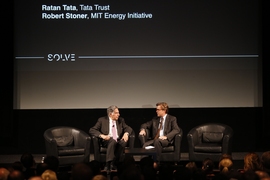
[78,55,259,59]
[15,57,44,59]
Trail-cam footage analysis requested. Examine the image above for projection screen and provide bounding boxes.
[13,0,262,109]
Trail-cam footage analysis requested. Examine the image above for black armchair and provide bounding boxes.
[138,128,183,163]
[44,126,91,166]
[187,123,233,162]
[91,130,135,162]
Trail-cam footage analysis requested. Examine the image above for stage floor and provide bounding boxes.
[0,152,263,164]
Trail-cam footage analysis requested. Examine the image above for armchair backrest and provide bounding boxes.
[50,127,74,146]
[44,126,90,147]
[188,123,233,143]
[192,123,233,144]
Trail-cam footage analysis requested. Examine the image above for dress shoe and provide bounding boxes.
[102,162,110,172]
[110,163,117,171]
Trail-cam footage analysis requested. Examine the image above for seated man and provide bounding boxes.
[89,105,133,172]
[138,102,180,166]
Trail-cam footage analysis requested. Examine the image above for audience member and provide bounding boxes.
[118,155,136,172]
[214,157,242,180]
[219,153,233,161]
[10,162,23,172]
[243,152,263,172]
[70,163,93,180]
[41,170,58,180]
[201,158,215,180]
[241,170,260,180]
[219,158,233,174]
[185,161,200,180]
[261,151,270,176]
[202,158,215,171]
[185,161,198,174]
[139,156,157,180]
[36,163,49,176]
[88,160,102,176]
[92,174,108,180]
[255,170,270,180]
[158,162,174,180]
[43,156,69,180]
[20,152,36,179]
[0,167,10,180]
[113,155,137,180]
[118,164,142,180]
[7,170,24,180]
[173,166,195,180]
[43,156,59,173]
[28,176,43,180]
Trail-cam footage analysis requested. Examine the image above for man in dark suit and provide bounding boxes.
[138,102,180,166]
[89,105,133,172]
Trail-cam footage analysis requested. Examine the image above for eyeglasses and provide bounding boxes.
[156,109,163,111]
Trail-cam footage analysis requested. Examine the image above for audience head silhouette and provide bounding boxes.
[71,163,93,180]
[0,167,10,180]
[43,156,59,172]
[261,151,270,175]
[7,170,24,180]
[244,152,263,172]
[20,152,35,169]
[41,170,58,180]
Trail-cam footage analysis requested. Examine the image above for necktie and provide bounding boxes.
[112,121,117,141]
[154,117,164,140]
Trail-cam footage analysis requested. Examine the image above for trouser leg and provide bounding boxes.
[105,138,117,162]
[114,139,128,163]
[153,139,169,162]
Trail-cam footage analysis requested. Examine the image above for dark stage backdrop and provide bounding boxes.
[13,0,262,109]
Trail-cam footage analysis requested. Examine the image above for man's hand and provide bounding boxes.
[122,132,129,142]
[159,136,167,140]
[100,134,110,140]
[139,129,146,136]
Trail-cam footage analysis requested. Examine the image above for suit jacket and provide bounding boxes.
[140,114,180,143]
[89,116,133,138]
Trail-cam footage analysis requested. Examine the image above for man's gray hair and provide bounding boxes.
[107,105,118,116]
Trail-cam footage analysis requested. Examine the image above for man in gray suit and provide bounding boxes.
[139,102,180,166]
[89,105,133,172]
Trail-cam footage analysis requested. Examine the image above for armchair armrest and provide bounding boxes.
[128,130,135,149]
[91,135,101,161]
[44,131,58,156]
[75,130,91,148]
[222,126,233,154]
[187,129,200,152]
[174,131,183,154]
[138,128,150,147]
[187,128,200,144]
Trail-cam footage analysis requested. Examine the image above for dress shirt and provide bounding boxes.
[109,118,118,138]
